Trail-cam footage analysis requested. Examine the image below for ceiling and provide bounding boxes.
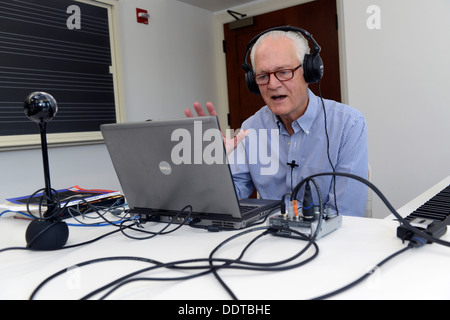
[177,0,259,12]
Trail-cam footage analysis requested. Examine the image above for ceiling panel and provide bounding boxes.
[177,0,258,12]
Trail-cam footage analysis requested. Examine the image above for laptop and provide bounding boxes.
[100,116,280,230]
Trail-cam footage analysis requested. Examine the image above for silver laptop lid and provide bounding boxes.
[101,116,242,218]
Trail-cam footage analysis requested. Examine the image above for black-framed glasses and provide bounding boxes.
[255,65,302,85]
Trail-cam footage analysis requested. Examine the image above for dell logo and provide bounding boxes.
[159,161,172,175]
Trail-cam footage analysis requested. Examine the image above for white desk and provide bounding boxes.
[0,180,449,301]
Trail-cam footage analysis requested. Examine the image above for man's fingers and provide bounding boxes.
[185,102,207,118]
[188,101,218,117]
[193,102,206,116]
[234,129,249,148]
[205,102,218,117]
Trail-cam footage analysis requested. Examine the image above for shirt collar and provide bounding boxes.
[272,89,320,135]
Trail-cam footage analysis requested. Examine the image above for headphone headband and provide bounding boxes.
[243,26,321,59]
[241,26,324,94]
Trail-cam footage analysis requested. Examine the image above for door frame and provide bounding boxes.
[212,0,347,130]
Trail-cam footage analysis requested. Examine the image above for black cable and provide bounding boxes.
[244,207,279,228]
[94,230,276,300]
[97,268,214,300]
[26,187,60,220]
[0,229,123,254]
[23,189,129,249]
[66,197,130,226]
[25,188,105,222]
[79,257,215,300]
[1,196,133,254]
[318,79,338,215]
[58,228,123,250]
[312,243,414,300]
[208,228,273,300]
[94,227,319,300]
[207,226,316,300]
[29,256,164,300]
[208,179,323,300]
[118,205,193,240]
[29,224,319,300]
[0,246,30,254]
[54,206,192,248]
[292,172,450,248]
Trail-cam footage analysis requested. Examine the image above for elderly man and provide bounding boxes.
[186,27,368,217]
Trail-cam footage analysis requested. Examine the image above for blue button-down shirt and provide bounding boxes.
[228,89,368,217]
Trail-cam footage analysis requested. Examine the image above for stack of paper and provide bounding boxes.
[1,186,125,219]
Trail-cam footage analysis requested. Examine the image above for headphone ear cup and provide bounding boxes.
[243,63,261,95]
[303,53,324,84]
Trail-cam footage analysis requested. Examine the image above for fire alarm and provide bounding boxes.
[136,8,149,24]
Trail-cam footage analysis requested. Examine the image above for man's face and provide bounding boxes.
[254,36,309,121]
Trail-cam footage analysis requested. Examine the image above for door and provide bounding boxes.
[224,0,341,130]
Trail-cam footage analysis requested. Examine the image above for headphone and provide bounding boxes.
[241,26,324,95]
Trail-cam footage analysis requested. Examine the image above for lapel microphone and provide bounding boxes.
[287,161,299,192]
[287,160,299,169]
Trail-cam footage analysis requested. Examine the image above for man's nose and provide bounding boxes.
[267,74,283,89]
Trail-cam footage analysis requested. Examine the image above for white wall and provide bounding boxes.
[118,0,219,121]
[341,0,450,217]
[0,0,219,203]
[0,144,119,202]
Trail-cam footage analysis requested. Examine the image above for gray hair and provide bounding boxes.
[250,30,310,70]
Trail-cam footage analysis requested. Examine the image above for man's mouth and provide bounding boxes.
[271,95,287,102]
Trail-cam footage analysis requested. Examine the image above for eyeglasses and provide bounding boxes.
[254,65,302,85]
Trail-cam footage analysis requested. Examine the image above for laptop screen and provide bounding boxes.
[101,117,243,218]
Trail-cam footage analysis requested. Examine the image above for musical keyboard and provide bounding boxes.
[405,183,450,223]
[394,176,450,221]
[395,176,450,243]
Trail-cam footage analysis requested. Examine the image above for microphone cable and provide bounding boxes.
[318,79,339,215]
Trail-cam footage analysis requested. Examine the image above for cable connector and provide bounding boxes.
[302,182,314,220]
[408,236,427,248]
[397,216,449,245]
